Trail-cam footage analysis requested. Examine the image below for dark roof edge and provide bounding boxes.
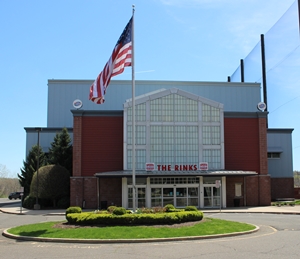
[224,111,268,118]
[71,110,123,117]
[71,110,268,118]
[267,128,294,133]
[24,127,73,133]
[48,79,260,88]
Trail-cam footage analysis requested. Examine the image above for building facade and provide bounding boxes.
[25,79,294,209]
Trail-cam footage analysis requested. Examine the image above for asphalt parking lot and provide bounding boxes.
[1,199,300,259]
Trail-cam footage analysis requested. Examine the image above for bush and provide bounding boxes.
[66,206,82,215]
[107,206,117,213]
[30,164,70,208]
[22,195,36,209]
[66,210,204,226]
[164,204,175,212]
[152,207,166,213]
[185,206,198,211]
[39,198,53,208]
[112,207,127,215]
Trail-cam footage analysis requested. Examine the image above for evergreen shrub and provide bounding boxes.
[65,208,203,226]
[164,204,175,212]
[22,195,36,209]
[107,206,117,213]
[66,206,82,215]
[185,206,198,211]
[112,207,127,215]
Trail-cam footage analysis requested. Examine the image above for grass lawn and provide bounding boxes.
[7,218,255,240]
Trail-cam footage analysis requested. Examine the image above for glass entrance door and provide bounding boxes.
[151,187,199,207]
[175,187,187,207]
[204,185,221,208]
[128,187,146,208]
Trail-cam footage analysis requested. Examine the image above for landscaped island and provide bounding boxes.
[65,204,203,226]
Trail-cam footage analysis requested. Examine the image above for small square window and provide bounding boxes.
[268,152,281,159]
[235,183,242,197]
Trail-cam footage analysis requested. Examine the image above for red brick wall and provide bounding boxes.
[73,116,82,177]
[81,116,123,176]
[226,177,245,207]
[99,178,122,207]
[271,178,294,200]
[258,117,268,175]
[258,175,271,205]
[83,177,98,208]
[294,188,300,199]
[71,115,123,209]
[70,177,83,207]
[70,177,98,209]
[226,176,271,207]
[245,176,259,206]
[224,118,260,172]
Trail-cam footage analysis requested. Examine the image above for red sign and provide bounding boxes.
[146,163,155,171]
[147,163,209,171]
[199,162,208,171]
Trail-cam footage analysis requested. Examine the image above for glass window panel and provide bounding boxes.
[188,198,198,206]
[202,104,220,122]
[151,94,198,122]
[188,187,198,197]
[202,126,220,145]
[176,197,187,207]
[127,125,146,145]
[127,103,146,122]
[151,125,199,166]
[127,149,146,170]
[203,149,221,169]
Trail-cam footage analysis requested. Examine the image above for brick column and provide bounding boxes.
[73,112,83,177]
[257,112,268,175]
[70,111,84,208]
[70,177,83,207]
[259,175,271,205]
[257,112,271,205]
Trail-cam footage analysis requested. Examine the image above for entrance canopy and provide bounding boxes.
[94,170,257,178]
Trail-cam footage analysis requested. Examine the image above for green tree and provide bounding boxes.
[30,164,70,207]
[18,145,46,197]
[48,127,72,175]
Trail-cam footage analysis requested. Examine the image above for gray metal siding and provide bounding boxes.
[267,130,293,178]
[25,128,73,157]
[47,80,261,127]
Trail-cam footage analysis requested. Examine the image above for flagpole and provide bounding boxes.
[131,5,136,212]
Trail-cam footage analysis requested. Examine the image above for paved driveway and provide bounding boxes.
[1,208,300,259]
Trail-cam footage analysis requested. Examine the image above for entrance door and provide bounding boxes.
[128,187,146,208]
[204,185,221,208]
[151,187,199,207]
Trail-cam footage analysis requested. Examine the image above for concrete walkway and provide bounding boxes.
[1,204,300,215]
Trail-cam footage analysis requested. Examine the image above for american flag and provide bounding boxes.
[89,17,133,104]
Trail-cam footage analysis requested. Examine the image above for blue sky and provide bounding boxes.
[0,0,298,178]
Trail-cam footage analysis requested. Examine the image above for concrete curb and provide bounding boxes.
[2,225,259,244]
[0,208,65,216]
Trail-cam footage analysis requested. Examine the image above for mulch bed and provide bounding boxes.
[53,219,206,229]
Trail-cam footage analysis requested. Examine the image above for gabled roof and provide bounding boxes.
[124,87,224,109]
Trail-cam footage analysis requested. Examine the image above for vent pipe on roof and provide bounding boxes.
[240,59,244,83]
[260,34,268,128]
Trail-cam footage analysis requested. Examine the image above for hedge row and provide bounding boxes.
[66,210,203,226]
